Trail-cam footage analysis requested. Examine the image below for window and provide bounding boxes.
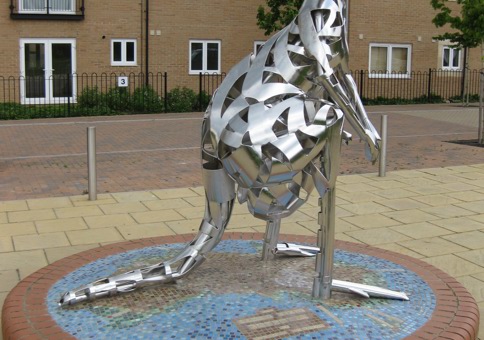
[19,0,75,14]
[254,41,265,55]
[189,40,221,74]
[369,43,412,78]
[442,46,461,70]
[111,39,137,66]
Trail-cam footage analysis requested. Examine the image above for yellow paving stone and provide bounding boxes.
[99,202,148,215]
[0,213,6,224]
[420,205,476,219]
[55,206,104,219]
[0,237,13,253]
[469,180,484,188]
[13,232,70,251]
[436,182,482,193]
[446,165,481,173]
[0,250,47,272]
[112,191,159,202]
[0,222,36,237]
[337,202,392,215]
[232,203,251,215]
[84,214,136,229]
[252,222,316,236]
[167,219,203,234]
[226,214,267,228]
[66,228,124,245]
[336,191,382,204]
[405,186,450,196]
[36,218,88,233]
[0,200,28,212]
[345,228,411,245]
[377,198,430,211]
[397,237,467,257]
[423,254,483,277]
[117,223,175,240]
[456,276,484,302]
[447,190,484,202]
[478,302,484,340]
[45,244,100,264]
[389,222,453,239]
[183,196,206,207]
[371,188,417,200]
[152,188,199,200]
[395,177,441,187]
[0,270,19,292]
[70,196,117,207]
[283,210,316,223]
[468,214,484,224]
[382,209,441,224]
[389,170,425,178]
[131,210,185,224]
[225,227,260,233]
[432,217,484,232]
[454,201,484,214]
[457,249,484,267]
[8,209,56,223]
[442,231,484,250]
[375,243,424,259]
[70,193,113,202]
[174,206,204,219]
[335,233,362,243]
[454,172,484,180]
[367,180,409,190]
[188,187,205,196]
[419,167,457,176]
[143,198,192,211]
[337,183,377,193]
[472,272,484,281]
[27,197,73,210]
[411,194,462,207]
[336,175,372,184]
[298,218,361,233]
[342,214,401,230]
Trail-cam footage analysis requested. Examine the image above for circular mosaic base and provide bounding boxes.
[2,233,480,340]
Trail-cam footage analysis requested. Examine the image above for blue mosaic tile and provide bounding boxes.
[47,240,436,339]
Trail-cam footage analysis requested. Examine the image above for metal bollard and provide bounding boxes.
[379,115,388,177]
[87,127,97,200]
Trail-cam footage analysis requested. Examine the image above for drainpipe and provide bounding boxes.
[145,0,149,87]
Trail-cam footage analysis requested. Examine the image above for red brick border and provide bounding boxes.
[2,233,480,340]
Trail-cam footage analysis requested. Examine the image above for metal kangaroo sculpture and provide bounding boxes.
[60,0,408,306]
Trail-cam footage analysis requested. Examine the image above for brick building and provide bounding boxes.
[1,0,482,105]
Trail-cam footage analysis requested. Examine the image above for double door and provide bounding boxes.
[20,38,76,104]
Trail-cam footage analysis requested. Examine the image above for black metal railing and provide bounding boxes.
[199,69,482,108]
[10,0,84,20]
[353,69,482,104]
[0,72,168,119]
[198,72,226,110]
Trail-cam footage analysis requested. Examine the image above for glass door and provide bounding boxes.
[20,38,76,104]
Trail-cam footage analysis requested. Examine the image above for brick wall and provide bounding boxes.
[0,0,481,94]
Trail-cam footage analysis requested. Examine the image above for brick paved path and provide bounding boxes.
[0,104,482,201]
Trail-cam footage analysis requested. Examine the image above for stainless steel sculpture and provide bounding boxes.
[59,0,408,306]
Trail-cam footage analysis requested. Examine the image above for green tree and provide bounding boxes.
[256,0,303,35]
[430,0,484,53]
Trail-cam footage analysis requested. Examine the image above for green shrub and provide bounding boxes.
[105,87,131,112]
[362,94,444,106]
[77,86,106,108]
[131,86,164,113]
[166,86,199,113]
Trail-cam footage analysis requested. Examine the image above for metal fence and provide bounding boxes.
[353,69,481,103]
[199,69,482,109]
[0,72,168,119]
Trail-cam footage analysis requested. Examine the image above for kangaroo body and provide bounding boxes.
[59,0,401,307]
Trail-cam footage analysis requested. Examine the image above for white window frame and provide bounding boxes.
[189,40,221,75]
[111,39,137,66]
[19,38,77,105]
[19,0,75,14]
[254,41,265,55]
[442,46,461,70]
[368,43,412,78]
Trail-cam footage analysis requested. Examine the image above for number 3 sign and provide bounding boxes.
[118,76,128,87]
